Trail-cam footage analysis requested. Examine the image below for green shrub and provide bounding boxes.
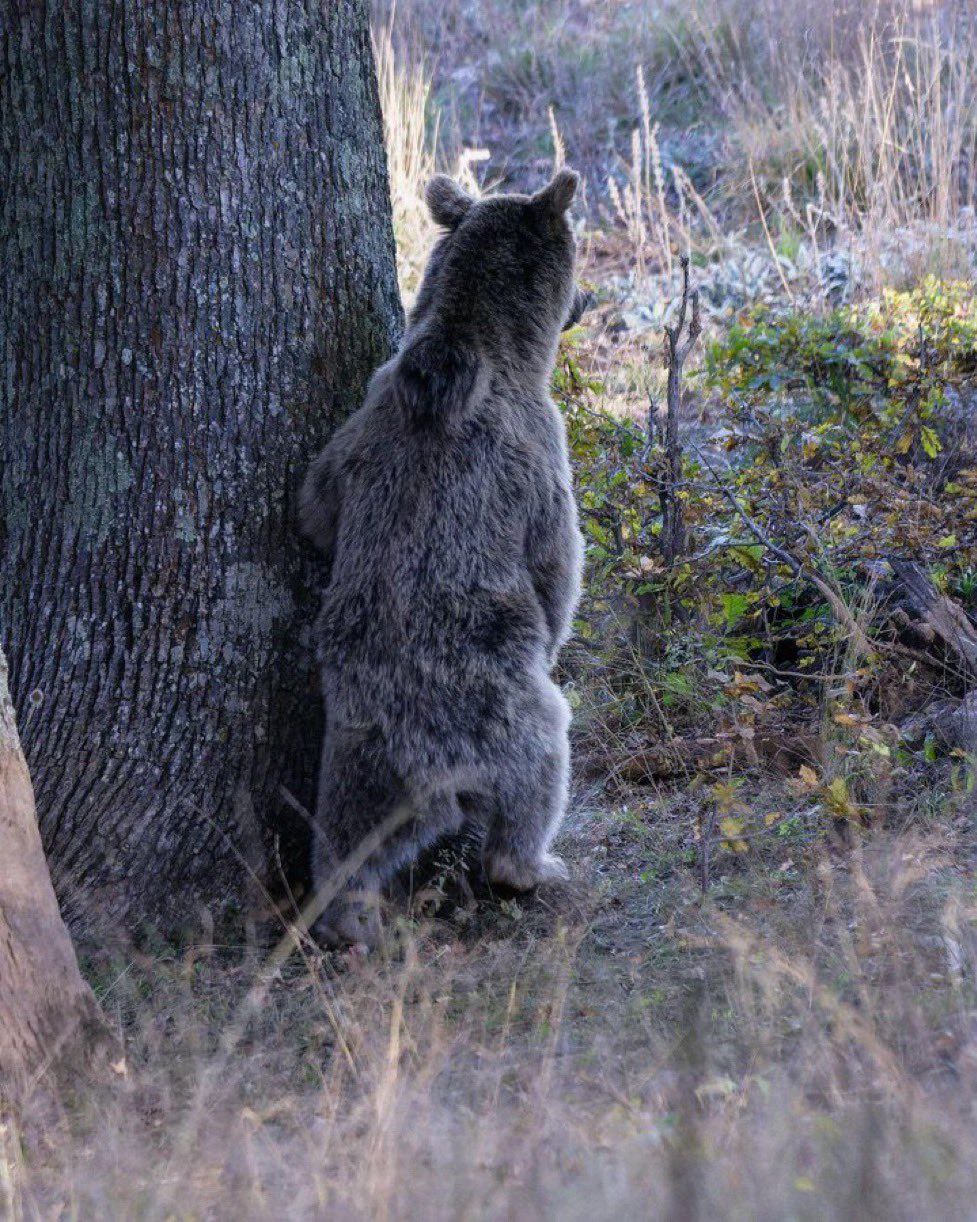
[557,280,977,772]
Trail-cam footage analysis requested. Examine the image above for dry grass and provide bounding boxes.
[379,0,977,297]
[603,1,977,296]
[4,805,976,1218]
[719,5,977,289]
[373,11,485,298]
[373,13,438,295]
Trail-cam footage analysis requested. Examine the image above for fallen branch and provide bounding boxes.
[882,558,977,680]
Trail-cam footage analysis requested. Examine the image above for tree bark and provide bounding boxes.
[0,1,403,933]
[0,647,114,1106]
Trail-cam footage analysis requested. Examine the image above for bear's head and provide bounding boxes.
[393,169,587,427]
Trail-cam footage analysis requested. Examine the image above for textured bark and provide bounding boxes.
[0,1,403,932]
[0,647,114,1106]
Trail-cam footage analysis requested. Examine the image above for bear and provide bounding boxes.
[300,168,587,948]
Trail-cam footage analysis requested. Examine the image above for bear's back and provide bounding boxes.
[316,387,551,707]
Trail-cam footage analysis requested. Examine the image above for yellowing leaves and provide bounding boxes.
[719,816,749,854]
[725,670,772,698]
[823,776,859,820]
[793,765,863,821]
[710,778,743,815]
[709,779,750,854]
[621,553,665,580]
[801,432,821,461]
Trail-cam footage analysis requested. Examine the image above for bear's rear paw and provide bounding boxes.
[312,891,382,951]
[486,850,570,891]
[538,852,571,882]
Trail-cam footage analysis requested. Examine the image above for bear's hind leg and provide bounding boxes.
[311,728,467,947]
[310,729,400,948]
[482,682,571,891]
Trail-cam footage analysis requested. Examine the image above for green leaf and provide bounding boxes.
[920,425,942,459]
[719,592,751,628]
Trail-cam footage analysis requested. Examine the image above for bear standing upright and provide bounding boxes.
[300,169,587,946]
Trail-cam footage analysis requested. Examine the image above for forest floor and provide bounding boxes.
[6,1,977,1217]
[7,773,976,1217]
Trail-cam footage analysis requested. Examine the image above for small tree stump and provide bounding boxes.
[0,649,115,1108]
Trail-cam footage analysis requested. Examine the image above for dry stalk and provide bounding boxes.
[698,801,717,893]
[660,256,702,567]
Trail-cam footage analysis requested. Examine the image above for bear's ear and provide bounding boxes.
[425,175,475,229]
[393,334,479,428]
[533,167,579,216]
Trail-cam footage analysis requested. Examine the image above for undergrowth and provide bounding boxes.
[560,279,977,833]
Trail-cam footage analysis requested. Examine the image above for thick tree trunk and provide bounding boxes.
[0,2,403,933]
[0,647,113,1106]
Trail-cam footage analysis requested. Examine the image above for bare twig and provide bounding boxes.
[661,255,702,566]
[698,802,716,893]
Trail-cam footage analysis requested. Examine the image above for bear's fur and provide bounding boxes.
[300,169,586,947]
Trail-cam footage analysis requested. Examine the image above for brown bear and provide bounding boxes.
[301,169,587,946]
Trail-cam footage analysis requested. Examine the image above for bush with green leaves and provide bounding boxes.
[556,279,977,777]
